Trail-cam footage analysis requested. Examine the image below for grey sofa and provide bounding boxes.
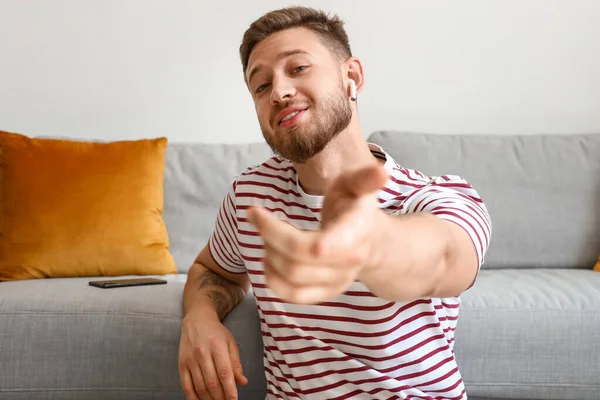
[2,132,599,400]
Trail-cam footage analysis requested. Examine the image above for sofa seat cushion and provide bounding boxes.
[455,268,600,399]
[3,270,598,400]
[0,275,266,400]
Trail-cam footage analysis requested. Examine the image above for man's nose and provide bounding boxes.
[270,77,296,105]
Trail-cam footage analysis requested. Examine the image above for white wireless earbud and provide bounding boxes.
[349,79,357,101]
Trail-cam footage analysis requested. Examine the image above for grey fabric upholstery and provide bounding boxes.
[3,269,598,399]
[367,131,600,270]
[456,268,600,399]
[162,142,273,273]
[0,275,265,400]
[3,132,600,399]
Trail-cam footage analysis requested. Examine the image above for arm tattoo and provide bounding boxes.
[197,270,245,320]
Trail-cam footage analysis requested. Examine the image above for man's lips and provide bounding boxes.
[276,106,309,126]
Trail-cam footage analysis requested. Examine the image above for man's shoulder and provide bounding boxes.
[369,144,430,185]
[380,148,471,188]
[230,155,296,191]
[238,155,294,177]
[383,156,432,188]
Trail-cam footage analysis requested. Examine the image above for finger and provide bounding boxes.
[247,206,312,255]
[264,254,345,286]
[270,276,349,304]
[228,340,248,386]
[312,207,375,259]
[330,164,389,198]
[265,261,351,304]
[262,244,300,280]
[263,236,328,267]
[199,355,226,400]
[346,164,389,196]
[212,347,239,400]
[180,368,202,400]
[191,363,214,400]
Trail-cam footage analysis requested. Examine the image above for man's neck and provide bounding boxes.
[294,125,381,196]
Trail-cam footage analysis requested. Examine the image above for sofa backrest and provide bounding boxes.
[162,142,273,273]
[368,131,600,270]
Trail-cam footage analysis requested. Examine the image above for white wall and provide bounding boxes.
[1,0,599,143]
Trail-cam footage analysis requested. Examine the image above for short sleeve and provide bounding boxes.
[398,175,492,269]
[208,182,246,274]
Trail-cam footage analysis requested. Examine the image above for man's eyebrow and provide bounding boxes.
[247,49,312,85]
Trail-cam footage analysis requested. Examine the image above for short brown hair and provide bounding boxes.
[239,6,352,75]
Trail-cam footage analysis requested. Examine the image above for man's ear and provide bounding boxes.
[345,56,364,98]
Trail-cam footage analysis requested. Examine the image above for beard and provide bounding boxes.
[260,84,353,164]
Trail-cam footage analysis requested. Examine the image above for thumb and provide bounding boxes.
[229,340,248,386]
[337,164,388,197]
[234,367,248,386]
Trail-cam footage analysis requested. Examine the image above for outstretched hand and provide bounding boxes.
[247,164,389,304]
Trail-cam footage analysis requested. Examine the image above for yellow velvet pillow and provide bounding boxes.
[0,130,177,281]
[595,257,600,272]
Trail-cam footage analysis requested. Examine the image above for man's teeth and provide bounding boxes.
[281,110,300,122]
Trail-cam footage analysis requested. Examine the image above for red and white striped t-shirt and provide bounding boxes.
[208,143,491,400]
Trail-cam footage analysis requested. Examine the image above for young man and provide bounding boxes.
[179,6,491,400]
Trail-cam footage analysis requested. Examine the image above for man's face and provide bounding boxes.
[245,27,352,163]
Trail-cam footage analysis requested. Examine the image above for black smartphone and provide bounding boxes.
[89,277,168,289]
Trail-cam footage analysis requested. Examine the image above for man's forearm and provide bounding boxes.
[362,211,473,302]
[183,263,246,321]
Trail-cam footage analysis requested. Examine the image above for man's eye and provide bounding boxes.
[293,65,308,73]
[256,83,270,93]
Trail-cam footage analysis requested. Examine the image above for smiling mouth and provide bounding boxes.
[279,111,300,124]
[278,108,309,126]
